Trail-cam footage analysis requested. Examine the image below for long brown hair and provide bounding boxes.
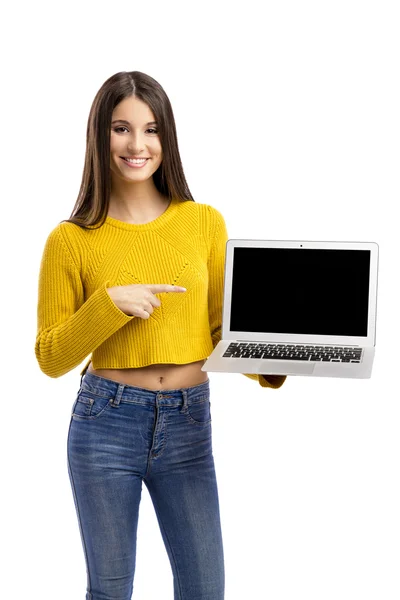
[62,71,195,230]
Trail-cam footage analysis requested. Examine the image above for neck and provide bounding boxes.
[109,179,168,220]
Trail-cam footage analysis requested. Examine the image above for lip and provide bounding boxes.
[120,157,149,168]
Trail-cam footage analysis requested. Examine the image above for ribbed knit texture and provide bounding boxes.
[35,197,285,389]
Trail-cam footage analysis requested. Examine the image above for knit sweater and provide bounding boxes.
[35,197,286,389]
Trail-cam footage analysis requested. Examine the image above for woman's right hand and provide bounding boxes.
[106,284,187,319]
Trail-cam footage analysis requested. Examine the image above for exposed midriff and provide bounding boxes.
[87,359,209,391]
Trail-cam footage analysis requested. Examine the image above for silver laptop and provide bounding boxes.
[201,240,379,379]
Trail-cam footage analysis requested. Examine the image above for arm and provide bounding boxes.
[35,225,135,378]
[207,207,286,390]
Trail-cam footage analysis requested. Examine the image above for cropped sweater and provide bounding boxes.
[35,197,286,389]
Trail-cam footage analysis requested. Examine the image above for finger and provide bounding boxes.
[146,284,187,293]
[148,295,161,307]
[144,303,154,314]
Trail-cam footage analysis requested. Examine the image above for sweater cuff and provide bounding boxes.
[259,374,287,389]
[243,372,287,388]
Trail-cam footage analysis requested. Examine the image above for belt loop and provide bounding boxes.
[79,369,87,388]
[79,361,90,387]
[181,388,188,410]
[111,383,125,406]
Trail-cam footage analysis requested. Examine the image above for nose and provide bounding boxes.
[127,131,145,153]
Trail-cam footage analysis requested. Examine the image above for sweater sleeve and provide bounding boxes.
[35,225,135,378]
[207,207,227,351]
[207,207,286,390]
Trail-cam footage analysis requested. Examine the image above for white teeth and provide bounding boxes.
[124,158,147,163]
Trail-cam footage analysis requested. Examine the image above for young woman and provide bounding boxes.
[35,70,286,600]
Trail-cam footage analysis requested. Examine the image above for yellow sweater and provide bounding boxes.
[35,197,285,389]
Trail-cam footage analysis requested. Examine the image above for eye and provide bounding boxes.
[113,127,158,134]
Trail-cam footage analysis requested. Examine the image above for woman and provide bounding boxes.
[35,71,286,600]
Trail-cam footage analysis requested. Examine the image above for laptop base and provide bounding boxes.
[201,343,375,379]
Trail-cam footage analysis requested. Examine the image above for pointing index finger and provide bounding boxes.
[147,284,187,293]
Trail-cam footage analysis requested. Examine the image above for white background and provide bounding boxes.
[2,1,399,598]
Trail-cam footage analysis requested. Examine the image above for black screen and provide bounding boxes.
[230,248,370,337]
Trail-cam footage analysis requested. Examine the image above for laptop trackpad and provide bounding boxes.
[257,362,316,375]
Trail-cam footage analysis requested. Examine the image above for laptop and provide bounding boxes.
[201,240,379,379]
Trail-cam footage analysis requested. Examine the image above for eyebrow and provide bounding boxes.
[111,119,158,126]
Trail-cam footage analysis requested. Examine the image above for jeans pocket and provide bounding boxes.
[183,396,212,425]
[71,389,113,421]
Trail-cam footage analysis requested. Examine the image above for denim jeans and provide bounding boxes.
[67,370,225,600]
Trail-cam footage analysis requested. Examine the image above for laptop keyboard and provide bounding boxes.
[223,343,362,363]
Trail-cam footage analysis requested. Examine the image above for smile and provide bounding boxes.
[121,157,149,168]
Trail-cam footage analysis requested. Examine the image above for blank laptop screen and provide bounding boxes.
[230,248,371,337]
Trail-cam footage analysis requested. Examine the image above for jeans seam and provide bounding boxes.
[150,410,170,462]
[145,482,183,600]
[67,417,92,595]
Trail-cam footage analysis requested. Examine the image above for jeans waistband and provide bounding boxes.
[79,370,210,407]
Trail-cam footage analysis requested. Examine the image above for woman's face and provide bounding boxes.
[110,95,163,183]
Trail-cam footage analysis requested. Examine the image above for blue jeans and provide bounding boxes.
[67,370,225,600]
